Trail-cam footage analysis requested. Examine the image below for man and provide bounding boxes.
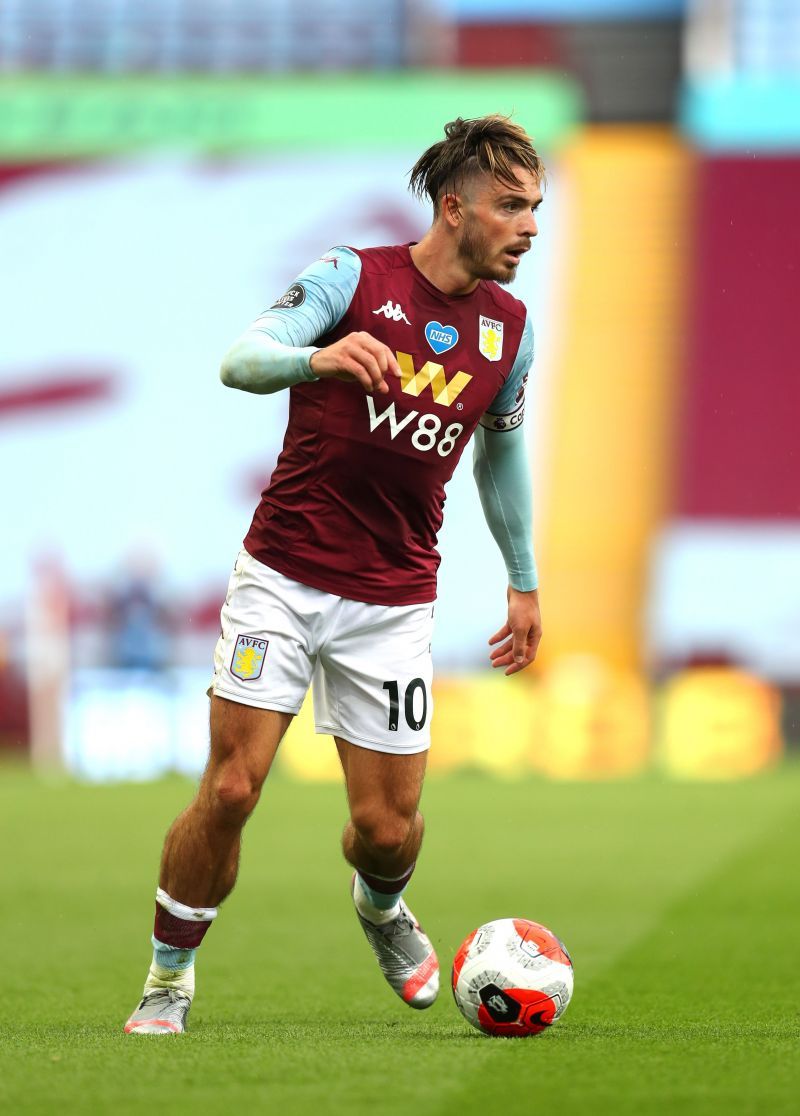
[125,114,544,1034]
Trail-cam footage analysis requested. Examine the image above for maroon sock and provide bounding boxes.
[154,902,214,949]
[357,863,415,895]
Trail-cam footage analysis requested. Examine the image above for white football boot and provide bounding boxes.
[124,988,191,1035]
[351,876,439,1009]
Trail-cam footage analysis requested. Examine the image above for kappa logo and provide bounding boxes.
[373,300,411,324]
[397,351,471,406]
[230,635,268,681]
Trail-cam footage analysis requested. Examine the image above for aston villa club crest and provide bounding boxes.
[230,635,268,681]
[478,315,504,362]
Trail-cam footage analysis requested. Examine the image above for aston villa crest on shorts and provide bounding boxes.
[231,635,268,681]
[478,315,504,362]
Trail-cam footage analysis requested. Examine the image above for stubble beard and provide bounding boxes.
[457,216,517,286]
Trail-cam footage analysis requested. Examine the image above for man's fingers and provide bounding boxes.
[341,352,387,394]
[354,350,386,393]
[492,628,527,661]
[340,356,378,394]
[488,623,511,646]
[511,630,526,663]
[357,332,402,379]
[490,629,540,674]
[313,332,401,392]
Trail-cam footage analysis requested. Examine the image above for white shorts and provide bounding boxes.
[210,550,434,754]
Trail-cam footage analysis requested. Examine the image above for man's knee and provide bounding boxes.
[351,806,419,858]
[204,698,288,824]
[203,761,263,824]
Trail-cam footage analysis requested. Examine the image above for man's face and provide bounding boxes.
[454,168,542,285]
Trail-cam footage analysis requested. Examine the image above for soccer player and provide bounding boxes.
[125,114,544,1034]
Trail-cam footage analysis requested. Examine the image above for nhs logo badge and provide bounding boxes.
[230,635,268,681]
[479,316,503,362]
[425,321,459,355]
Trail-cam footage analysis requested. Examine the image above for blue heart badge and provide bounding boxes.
[425,321,459,355]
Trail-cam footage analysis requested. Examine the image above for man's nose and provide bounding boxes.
[522,212,538,238]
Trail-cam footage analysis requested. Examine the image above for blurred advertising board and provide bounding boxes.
[63,664,782,783]
[0,74,582,158]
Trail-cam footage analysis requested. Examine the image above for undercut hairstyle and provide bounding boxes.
[409,114,544,214]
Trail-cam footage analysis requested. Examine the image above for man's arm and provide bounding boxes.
[473,313,541,675]
[220,246,399,396]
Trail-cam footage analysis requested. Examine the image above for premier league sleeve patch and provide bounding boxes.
[230,635,269,681]
[270,283,306,310]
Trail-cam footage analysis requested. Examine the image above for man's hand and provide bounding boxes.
[310,331,401,395]
[488,587,542,676]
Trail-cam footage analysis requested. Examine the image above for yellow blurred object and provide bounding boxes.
[534,656,651,778]
[426,677,475,773]
[658,668,783,779]
[430,673,539,776]
[278,692,343,783]
[538,127,692,671]
[274,666,783,784]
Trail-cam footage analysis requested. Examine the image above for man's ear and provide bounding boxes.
[441,192,463,228]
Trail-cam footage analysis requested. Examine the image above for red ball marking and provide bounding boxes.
[513,918,572,968]
[451,929,477,988]
[477,989,558,1037]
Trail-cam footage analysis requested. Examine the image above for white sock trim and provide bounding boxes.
[353,875,401,925]
[156,887,218,923]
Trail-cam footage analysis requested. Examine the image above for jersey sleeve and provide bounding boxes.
[472,424,538,591]
[479,311,533,433]
[250,246,361,346]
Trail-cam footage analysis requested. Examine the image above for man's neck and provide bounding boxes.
[409,231,479,297]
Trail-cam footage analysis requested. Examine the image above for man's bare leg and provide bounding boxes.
[337,738,427,881]
[336,739,438,1008]
[125,696,291,1034]
[160,696,292,907]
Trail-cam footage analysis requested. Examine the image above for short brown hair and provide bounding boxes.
[409,114,544,213]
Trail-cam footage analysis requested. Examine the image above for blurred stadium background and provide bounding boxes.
[1,0,798,785]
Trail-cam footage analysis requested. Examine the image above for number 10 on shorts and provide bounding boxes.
[382,678,428,732]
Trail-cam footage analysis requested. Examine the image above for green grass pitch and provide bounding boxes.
[1,761,799,1115]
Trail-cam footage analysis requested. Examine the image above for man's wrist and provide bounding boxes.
[305,347,322,379]
[509,579,538,594]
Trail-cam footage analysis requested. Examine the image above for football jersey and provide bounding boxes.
[243,244,533,606]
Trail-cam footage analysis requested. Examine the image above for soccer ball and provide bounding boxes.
[451,918,574,1037]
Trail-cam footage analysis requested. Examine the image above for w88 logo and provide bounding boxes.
[366,397,464,457]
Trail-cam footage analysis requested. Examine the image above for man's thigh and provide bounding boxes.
[335,736,428,820]
[206,695,293,788]
[313,598,434,755]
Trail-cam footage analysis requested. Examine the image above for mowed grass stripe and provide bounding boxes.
[1,765,798,1116]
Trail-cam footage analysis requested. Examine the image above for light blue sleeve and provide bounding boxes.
[472,424,538,591]
[250,246,361,346]
[472,311,537,590]
[219,247,361,394]
[479,312,533,433]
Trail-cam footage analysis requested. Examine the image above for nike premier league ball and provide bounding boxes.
[452,918,574,1037]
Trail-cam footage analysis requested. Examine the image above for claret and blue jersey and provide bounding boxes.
[243,244,535,607]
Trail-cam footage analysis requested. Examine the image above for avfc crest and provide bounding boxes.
[479,315,504,362]
[231,635,268,681]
